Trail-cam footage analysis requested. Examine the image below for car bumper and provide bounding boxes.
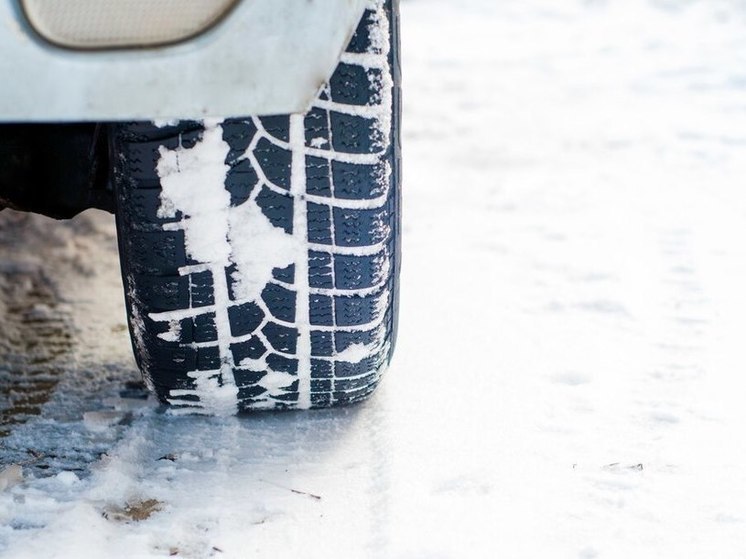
[0,0,367,122]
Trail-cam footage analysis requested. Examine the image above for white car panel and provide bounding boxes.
[0,0,368,121]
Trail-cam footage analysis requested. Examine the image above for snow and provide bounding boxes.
[156,121,233,264]
[335,342,374,365]
[156,320,181,343]
[227,201,299,302]
[3,0,746,556]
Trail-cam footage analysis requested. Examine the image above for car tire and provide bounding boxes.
[111,0,401,414]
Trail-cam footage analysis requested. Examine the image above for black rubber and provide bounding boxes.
[112,0,401,412]
[0,123,113,218]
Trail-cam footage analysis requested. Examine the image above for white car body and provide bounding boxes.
[0,0,367,122]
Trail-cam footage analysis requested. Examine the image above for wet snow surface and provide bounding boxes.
[3,0,746,556]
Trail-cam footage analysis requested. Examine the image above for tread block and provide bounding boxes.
[227,302,265,337]
[333,207,389,247]
[334,371,378,391]
[258,115,290,143]
[272,264,295,284]
[261,283,296,322]
[254,138,291,190]
[306,156,333,196]
[225,158,259,206]
[307,202,333,245]
[222,118,257,159]
[311,330,334,356]
[196,346,221,370]
[345,9,377,54]
[128,230,187,274]
[266,354,299,374]
[193,313,218,344]
[125,187,181,224]
[334,381,380,404]
[234,369,267,387]
[308,251,334,289]
[332,160,388,200]
[238,385,268,400]
[335,357,377,379]
[330,112,383,155]
[311,359,333,379]
[136,275,189,312]
[311,393,332,407]
[255,185,293,234]
[311,379,333,392]
[231,336,267,365]
[188,270,215,308]
[271,388,300,402]
[334,293,381,327]
[330,64,383,107]
[335,327,382,354]
[151,346,197,372]
[309,294,334,326]
[334,253,386,290]
[304,108,331,150]
[261,322,298,354]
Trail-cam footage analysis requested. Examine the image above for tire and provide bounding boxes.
[111,0,401,414]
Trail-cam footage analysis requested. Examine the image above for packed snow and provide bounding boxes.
[3,0,746,556]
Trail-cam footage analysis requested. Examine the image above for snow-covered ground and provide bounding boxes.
[3,0,746,556]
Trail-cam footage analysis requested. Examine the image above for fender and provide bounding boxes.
[0,0,368,122]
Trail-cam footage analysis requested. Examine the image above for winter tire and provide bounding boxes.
[112,0,401,413]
